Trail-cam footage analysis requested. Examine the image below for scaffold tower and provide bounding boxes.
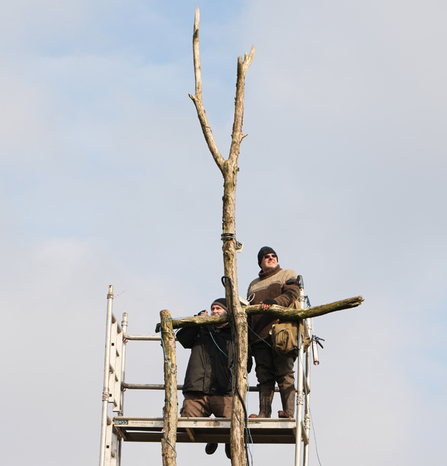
[99,282,320,466]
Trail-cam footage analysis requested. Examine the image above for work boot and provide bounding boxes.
[205,443,218,455]
[249,387,273,418]
[278,384,295,419]
[225,443,231,459]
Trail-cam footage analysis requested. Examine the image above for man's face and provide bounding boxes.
[260,253,278,272]
[211,304,226,316]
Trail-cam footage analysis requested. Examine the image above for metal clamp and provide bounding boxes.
[220,233,243,251]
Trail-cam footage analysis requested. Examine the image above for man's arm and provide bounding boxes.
[275,281,300,307]
[176,310,207,348]
[176,326,201,348]
[261,271,300,310]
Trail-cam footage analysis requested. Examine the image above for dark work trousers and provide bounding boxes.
[251,337,295,414]
[180,392,233,418]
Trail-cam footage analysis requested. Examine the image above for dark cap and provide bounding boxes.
[210,298,227,311]
[257,246,277,267]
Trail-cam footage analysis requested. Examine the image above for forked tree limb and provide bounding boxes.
[188,8,255,176]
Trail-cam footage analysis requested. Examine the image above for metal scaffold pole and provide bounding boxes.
[294,277,305,466]
[99,285,115,466]
[303,318,312,466]
[119,312,128,417]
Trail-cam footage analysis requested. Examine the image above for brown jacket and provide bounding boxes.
[247,265,299,344]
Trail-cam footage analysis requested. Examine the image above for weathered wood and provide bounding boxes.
[152,9,365,466]
[245,295,365,320]
[160,310,178,466]
[155,296,364,332]
[188,8,255,466]
[189,8,225,171]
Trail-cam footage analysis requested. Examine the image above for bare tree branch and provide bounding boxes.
[192,9,201,100]
[188,8,225,172]
[155,296,364,332]
[229,46,255,167]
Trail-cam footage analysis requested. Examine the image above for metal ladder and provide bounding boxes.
[99,285,126,466]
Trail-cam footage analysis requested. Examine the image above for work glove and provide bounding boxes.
[261,299,278,306]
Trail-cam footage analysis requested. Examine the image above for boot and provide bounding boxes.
[205,443,218,454]
[278,384,295,418]
[249,387,273,418]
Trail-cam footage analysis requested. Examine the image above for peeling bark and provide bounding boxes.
[160,310,177,466]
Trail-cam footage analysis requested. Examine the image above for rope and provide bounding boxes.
[247,325,276,351]
[297,297,324,466]
[245,374,255,464]
[208,327,233,361]
[160,330,175,375]
[162,433,177,457]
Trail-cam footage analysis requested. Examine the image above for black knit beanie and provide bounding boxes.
[211,298,227,311]
[257,246,277,267]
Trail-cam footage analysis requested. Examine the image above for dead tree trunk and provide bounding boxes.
[189,8,255,466]
[160,309,178,466]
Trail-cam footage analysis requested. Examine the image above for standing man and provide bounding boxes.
[247,246,299,419]
[177,298,233,458]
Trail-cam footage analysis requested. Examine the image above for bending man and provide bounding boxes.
[178,298,234,458]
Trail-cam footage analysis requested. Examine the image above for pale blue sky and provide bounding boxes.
[1,1,446,465]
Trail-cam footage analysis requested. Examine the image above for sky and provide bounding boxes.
[1,1,446,465]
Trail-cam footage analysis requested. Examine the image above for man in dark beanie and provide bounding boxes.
[257,246,277,268]
[178,298,249,459]
[247,246,299,419]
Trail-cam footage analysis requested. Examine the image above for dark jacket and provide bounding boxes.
[178,322,253,396]
[178,323,235,396]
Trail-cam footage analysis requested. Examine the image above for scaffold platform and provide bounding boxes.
[112,417,299,444]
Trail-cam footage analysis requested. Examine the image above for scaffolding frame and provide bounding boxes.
[99,285,315,466]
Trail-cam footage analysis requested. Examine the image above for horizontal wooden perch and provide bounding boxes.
[155,295,364,333]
